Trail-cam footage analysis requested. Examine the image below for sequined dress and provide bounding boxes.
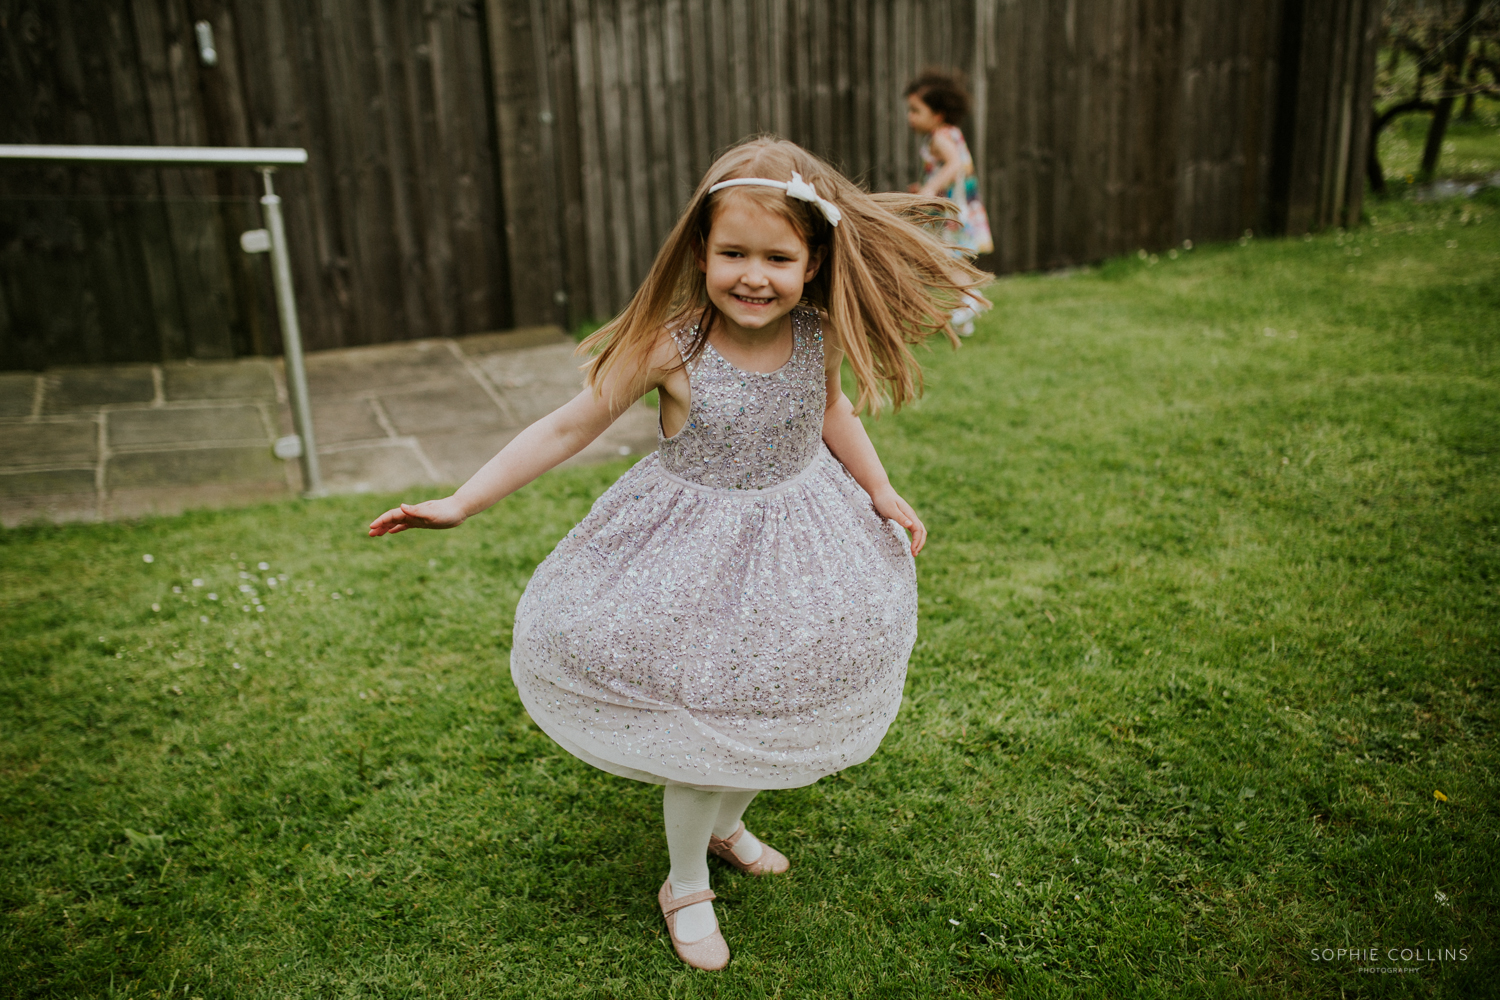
[510,307,918,791]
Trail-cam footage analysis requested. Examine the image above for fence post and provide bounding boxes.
[485,0,566,327]
[258,167,324,497]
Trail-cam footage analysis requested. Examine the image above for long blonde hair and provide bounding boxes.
[581,136,989,413]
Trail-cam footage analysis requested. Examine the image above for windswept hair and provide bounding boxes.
[581,136,989,414]
[904,69,972,127]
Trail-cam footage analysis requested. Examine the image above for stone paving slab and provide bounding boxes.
[106,446,286,489]
[380,381,510,436]
[162,360,277,401]
[3,324,659,526]
[109,405,272,448]
[472,342,591,427]
[304,339,469,396]
[416,430,518,486]
[43,366,157,412]
[0,467,97,498]
[310,398,389,445]
[461,327,576,353]
[319,441,437,495]
[472,340,586,390]
[5,421,97,468]
[0,373,37,417]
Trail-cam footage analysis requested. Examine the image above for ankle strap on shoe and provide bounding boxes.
[708,822,745,850]
[661,887,717,915]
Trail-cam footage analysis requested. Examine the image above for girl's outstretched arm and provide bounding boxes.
[368,339,677,536]
[820,348,927,556]
[367,387,618,535]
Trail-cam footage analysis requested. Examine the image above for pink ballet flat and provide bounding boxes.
[708,822,790,876]
[658,880,730,971]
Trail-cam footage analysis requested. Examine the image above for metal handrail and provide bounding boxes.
[0,144,307,167]
[0,144,323,497]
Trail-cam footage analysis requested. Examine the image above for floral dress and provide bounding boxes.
[922,124,994,255]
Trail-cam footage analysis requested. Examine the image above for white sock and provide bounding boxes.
[663,784,720,942]
[951,292,987,333]
[712,790,763,864]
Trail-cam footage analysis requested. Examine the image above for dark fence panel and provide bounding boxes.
[0,0,508,368]
[1,0,1378,368]
[225,0,510,352]
[491,0,1380,326]
[497,0,983,326]
[1268,0,1381,236]
[0,0,248,369]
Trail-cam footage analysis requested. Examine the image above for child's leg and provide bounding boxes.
[663,784,722,942]
[950,292,986,337]
[712,790,765,864]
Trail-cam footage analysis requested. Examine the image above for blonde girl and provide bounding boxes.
[370,136,986,970]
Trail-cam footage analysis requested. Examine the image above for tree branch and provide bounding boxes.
[1374,98,1438,134]
[1367,99,1437,196]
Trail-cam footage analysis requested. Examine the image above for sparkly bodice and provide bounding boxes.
[657,306,827,490]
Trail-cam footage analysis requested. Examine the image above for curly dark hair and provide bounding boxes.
[903,69,972,126]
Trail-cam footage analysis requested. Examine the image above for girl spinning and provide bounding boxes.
[369,137,987,970]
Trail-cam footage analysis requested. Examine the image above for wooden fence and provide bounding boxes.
[1,0,504,369]
[0,0,1379,369]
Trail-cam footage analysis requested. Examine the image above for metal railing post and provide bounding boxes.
[258,167,324,497]
[0,144,323,498]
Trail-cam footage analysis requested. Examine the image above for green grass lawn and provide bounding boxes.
[3,195,1498,999]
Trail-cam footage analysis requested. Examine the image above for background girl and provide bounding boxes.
[369,136,986,970]
[905,69,993,335]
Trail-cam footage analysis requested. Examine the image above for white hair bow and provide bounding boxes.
[708,171,843,227]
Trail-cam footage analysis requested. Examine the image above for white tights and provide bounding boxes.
[663,785,765,942]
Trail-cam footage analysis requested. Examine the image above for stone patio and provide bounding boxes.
[0,326,658,527]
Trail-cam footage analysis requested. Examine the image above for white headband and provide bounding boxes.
[708,171,843,227]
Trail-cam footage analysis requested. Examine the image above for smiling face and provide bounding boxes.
[698,195,822,340]
[906,93,944,134]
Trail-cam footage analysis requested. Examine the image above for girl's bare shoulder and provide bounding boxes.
[645,324,686,371]
[643,323,695,402]
[590,324,685,405]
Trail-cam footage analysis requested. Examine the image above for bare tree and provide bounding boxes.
[1368,0,1500,193]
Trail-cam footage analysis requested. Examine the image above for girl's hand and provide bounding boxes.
[870,486,927,556]
[368,496,468,536]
